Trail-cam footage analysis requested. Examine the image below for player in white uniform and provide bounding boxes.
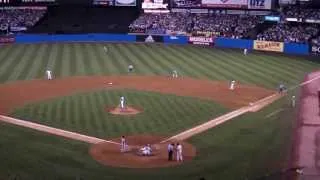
[120,96,125,110]
[140,144,152,156]
[291,96,296,107]
[176,143,183,161]
[172,70,178,78]
[46,69,53,80]
[229,80,236,90]
[120,136,127,152]
[128,65,134,72]
[243,48,248,55]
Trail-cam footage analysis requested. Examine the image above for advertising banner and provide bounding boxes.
[253,40,284,52]
[136,35,163,43]
[311,45,320,55]
[248,0,272,9]
[188,36,214,46]
[201,0,247,8]
[0,35,15,44]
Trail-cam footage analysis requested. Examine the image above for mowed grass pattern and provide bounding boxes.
[11,89,228,138]
[0,43,319,88]
[0,43,319,180]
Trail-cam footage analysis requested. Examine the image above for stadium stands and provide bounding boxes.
[0,7,46,34]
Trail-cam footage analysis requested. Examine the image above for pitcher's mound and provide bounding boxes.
[106,106,142,115]
[89,135,196,168]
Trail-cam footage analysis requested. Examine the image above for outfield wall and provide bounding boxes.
[1,34,315,56]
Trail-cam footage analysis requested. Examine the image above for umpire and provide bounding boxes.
[168,143,174,161]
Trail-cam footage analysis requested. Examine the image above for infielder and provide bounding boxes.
[176,143,183,162]
[229,80,236,90]
[120,136,127,152]
[120,96,125,110]
[140,144,152,156]
[46,69,53,80]
[128,64,134,72]
[172,70,178,78]
[291,96,296,107]
[243,48,248,55]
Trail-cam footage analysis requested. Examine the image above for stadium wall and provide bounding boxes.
[6,34,313,56]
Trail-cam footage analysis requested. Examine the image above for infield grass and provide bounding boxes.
[11,89,228,138]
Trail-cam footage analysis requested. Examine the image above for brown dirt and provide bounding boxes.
[0,75,274,114]
[0,75,275,169]
[106,105,142,115]
[89,135,196,168]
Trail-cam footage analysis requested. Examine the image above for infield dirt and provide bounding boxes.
[0,75,275,168]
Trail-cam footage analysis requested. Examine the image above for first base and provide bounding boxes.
[108,82,113,85]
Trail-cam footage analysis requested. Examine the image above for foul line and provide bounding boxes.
[161,94,280,143]
[0,115,120,145]
[162,74,320,143]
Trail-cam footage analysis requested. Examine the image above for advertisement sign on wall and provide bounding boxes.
[248,0,272,10]
[311,45,320,55]
[201,0,247,8]
[136,35,163,43]
[253,40,284,52]
[188,36,214,46]
[0,35,15,44]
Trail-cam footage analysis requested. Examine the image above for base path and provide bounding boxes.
[0,75,275,168]
[162,93,282,142]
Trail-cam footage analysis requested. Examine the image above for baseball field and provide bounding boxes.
[0,43,319,180]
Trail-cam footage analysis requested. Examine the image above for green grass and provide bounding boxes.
[0,96,295,180]
[0,43,319,180]
[0,43,319,88]
[11,89,228,138]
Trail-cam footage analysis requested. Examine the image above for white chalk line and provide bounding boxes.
[265,108,284,118]
[0,115,120,145]
[162,75,320,143]
[1,75,319,146]
[161,94,280,143]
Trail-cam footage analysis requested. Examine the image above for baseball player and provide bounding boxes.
[140,144,152,156]
[176,143,183,162]
[46,69,53,80]
[172,70,178,78]
[278,83,286,94]
[243,48,248,55]
[120,136,127,152]
[120,96,125,110]
[291,95,296,107]
[103,46,108,53]
[128,64,134,72]
[229,80,236,90]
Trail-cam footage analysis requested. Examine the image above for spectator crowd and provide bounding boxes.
[0,7,46,34]
[129,12,262,39]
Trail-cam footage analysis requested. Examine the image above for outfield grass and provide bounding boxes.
[11,89,228,138]
[0,43,319,180]
[0,43,319,88]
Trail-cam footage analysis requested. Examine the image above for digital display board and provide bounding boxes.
[142,0,169,13]
[172,0,272,9]
[115,0,136,6]
[1,0,136,6]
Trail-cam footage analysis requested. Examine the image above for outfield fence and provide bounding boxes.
[0,33,318,56]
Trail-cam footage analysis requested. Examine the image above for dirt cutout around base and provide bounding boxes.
[89,135,196,168]
[106,106,142,115]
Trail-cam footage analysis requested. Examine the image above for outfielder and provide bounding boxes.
[120,96,125,110]
[172,70,178,78]
[291,96,296,107]
[176,143,183,162]
[243,48,248,55]
[46,69,53,80]
[229,80,236,90]
[128,64,134,72]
